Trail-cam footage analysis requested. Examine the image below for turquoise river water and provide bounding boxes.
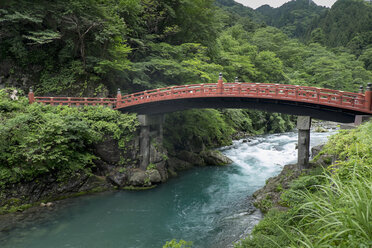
[0,131,333,248]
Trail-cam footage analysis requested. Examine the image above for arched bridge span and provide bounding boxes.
[116,79,372,123]
[29,78,372,123]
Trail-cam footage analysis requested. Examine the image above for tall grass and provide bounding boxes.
[288,173,372,247]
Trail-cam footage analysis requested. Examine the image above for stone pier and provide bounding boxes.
[297,116,311,170]
[138,114,164,170]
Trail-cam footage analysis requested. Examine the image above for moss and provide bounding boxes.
[0,203,33,215]
[121,185,157,191]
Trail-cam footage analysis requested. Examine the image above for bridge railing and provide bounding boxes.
[28,81,372,114]
[34,96,117,108]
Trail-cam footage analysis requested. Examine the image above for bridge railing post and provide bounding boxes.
[28,87,35,104]
[218,72,223,94]
[117,88,122,108]
[365,83,372,111]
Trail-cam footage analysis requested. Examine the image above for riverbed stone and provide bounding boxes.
[167,157,194,171]
[150,139,167,164]
[94,136,121,164]
[200,150,233,165]
[155,161,168,182]
[107,171,128,186]
[311,144,324,158]
[253,163,301,213]
[146,169,162,184]
[177,150,205,166]
[128,170,147,186]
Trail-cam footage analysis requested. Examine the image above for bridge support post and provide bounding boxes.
[28,87,35,104]
[138,114,165,170]
[218,72,223,94]
[354,115,371,126]
[365,83,372,111]
[297,116,311,170]
[116,88,122,108]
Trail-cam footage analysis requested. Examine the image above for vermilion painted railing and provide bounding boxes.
[28,79,372,114]
[31,96,117,108]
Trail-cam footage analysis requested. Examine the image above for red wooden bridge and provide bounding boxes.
[29,75,372,123]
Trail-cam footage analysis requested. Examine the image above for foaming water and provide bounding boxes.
[0,131,334,248]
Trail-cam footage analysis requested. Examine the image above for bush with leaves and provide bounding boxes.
[0,90,138,188]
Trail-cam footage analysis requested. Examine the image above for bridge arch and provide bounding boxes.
[116,77,372,123]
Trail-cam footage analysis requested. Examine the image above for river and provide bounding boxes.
[0,131,333,248]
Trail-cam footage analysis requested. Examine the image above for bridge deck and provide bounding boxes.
[28,81,372,122]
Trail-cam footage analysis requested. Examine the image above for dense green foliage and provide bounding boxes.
[256,0,327,39]
[0,90,138,188]
[236,121,372,248]
[164,109,295,153]
[313,0,372,52]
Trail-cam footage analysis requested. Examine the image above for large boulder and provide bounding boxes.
[155,161,168,182]
[107,170,128,186]
[200,150,233,165]
[128,170,147,186]
[311,144,324,158]
[167,157,194,177]
[150,138,167,164]
[94,136,121,164]
[146,170,162,184]
[177,150,205,166]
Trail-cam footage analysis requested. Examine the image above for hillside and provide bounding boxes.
[256,0,327,39]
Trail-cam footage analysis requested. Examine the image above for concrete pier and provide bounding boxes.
[297,116,311,170]
[138,114,164,170]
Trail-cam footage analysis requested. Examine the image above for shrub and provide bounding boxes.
[0,92,138,187]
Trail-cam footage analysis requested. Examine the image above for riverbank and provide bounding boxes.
[236,121,372,248]
[1,129,336,248]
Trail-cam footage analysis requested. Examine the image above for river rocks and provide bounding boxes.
[167,157,194,173]
[128,170,148,186]
[94,135,121,164]
[200,150,233,165]
[93,135,139,168]
[177,150,205,166]
[107,170,128,186]
[150,138,167,164]
[147,169,162,183]
[127,169,162,186]
[0,174,112,214]
[311,144,324,158]
[40,202,53,207]
[253,163,301,213]
[167,150,232,176]
[155,161,168,182]
[316,154,336,167]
